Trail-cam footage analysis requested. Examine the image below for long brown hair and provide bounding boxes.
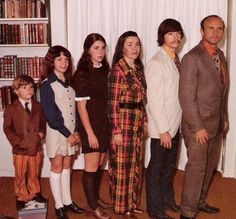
[40,45,73,83]
[74,33,110,75]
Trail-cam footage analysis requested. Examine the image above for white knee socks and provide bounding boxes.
[49,171,63,209]
[61,168,72,205]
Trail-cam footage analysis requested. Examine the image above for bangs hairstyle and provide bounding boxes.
[112,31,143,70]
[158,18,184,46]
[12,75,34,90]
[40,45,72,82]
[75,33,109,74]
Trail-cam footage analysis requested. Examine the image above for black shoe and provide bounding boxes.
[156,212,174,219]
[64,201,85,213]
[32,193,47,203]
[198,203,220,213]
[180,215,195,219]
[16,200,26,210]
[55,208,68,219]
[0,215,14,219]
[165,203,180,212]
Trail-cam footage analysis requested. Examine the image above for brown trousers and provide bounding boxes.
[180,132,222,217]
[13,152,42,202]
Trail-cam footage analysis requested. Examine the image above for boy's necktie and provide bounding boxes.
[25,102,31,116]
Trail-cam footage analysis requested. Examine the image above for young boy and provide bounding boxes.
[3,75,46,210]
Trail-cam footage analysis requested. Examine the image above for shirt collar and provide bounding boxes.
[162,45,175,60]
[93,63,103,68]
[19,98,32,109]
[49,72,69,88]
[202,40,218,56]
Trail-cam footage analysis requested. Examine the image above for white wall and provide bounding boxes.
[223,0,236,177]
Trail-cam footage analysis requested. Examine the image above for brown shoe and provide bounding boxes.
[97,199,113,209]
[86,206,111,219]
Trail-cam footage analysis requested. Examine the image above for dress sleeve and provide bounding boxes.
[74,71,91,101]
[108,67,122,136]
[40,82,71,138]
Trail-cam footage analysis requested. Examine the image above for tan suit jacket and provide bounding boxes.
[179,41,229,139]
[3,99,46,156]
[146,47,182,138]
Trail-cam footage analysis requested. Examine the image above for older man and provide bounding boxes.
[179,15,229,219]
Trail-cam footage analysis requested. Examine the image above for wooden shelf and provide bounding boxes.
[0,78,39,81]
[0,44,49,47]
[0,18,48,22]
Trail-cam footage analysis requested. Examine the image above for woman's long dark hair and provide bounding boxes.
[40,45,73,83]
[112,31,143,71]
[75,33,110,75]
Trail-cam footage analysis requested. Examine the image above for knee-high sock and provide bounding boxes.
[95,165,103,200]
[49,171,63,209]
[83,170,97,210]
[61,168,72,205]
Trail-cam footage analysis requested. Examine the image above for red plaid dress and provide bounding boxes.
[108,58,147,214]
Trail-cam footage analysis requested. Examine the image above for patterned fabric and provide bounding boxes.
[108,58,147,214]
[213,50,220,71]
[213,49,224,85]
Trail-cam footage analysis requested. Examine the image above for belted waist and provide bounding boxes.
[119,102,143,109]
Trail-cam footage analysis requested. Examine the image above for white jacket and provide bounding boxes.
[145,47,182,139]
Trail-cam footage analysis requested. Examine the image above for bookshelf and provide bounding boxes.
[0,0,50,110]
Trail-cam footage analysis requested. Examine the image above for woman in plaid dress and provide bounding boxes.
[108,31,147,218]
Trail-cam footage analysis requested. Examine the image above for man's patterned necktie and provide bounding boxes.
[213,50,224,85]
[213,50,221,72]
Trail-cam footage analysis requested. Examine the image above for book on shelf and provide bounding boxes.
[0,55,44,78]
[0,85,17,109]
[0,0,48,18]
[0,23,48,44]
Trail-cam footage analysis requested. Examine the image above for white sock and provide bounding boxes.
[49,171,63,209]
[61,168,72,205]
